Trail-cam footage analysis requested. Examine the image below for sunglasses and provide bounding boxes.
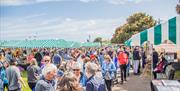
[73,69,80,71]
[44,60,50,62]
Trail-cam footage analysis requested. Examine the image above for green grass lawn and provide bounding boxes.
[174,70,180,79]
[21,71,31,91]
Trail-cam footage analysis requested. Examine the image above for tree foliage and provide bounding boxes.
[111,12,156,44]
[93,37,102,43]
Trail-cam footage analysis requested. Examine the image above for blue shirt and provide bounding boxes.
[53,54,61,65]
[102,61,116,80]
[79,72,87,87]
[0,67,8,84]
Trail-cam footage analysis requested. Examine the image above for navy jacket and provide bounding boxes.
[86,75,106,91]
[133,50,140,60]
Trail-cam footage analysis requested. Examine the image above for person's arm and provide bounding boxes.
[101,63,105,76]
[110,63,116,72]
[15,68,26,87]
[18,77,26,87]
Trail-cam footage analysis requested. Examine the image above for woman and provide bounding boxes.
[72,62,86,87]
[102,55,116,91]
[0,53,9,91]
[85,62,106,91]
[1,61,9,91]
[56,72,83,91]
[27,58,40,90]
[153,52,167,79]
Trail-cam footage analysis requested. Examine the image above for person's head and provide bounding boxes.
[8,51,11,55]
[42,56,51,64]
[3,61,9,68]
[0,53,3,60]
[30,58,38,66]
[56,69,64,80]
[85,62,98,78]
[104,55,111,63]
[9,58,17,65]
[57,72,82,91]
[135,46,139,51]
[42,63,57,80]
[83,57,90,63]
[72,62,81,76]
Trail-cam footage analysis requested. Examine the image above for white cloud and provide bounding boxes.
[79,0,98,3]
[0,16,124,42]
[106,0,152,5]
[0,0,66,6]
[0,0,30,6]
[0,0,152,6]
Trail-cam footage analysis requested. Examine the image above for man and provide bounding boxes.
[35,63,57,91]
[133,47,140,75]
[52,53,62,67]
[6,58,26,91]
[118,47,128,84]
[153,48,159,70]
[85,62,106,91]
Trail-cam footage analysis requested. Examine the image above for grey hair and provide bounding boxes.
[85,62,98,75]
[42,63,57,76]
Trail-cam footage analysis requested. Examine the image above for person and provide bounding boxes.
[6,58,26,91]
[0,61,4,91]
[118,47,128,84]
[98,50,104,67]
[56,69,64,81]
[35,63,57,91]
[102,55,116,91]
[0,61,9,91]
[52,53,62,67]
[34,50,43,67]
[40,56,51,73]
[85,62,106,91]
[133,47,140,75]
[26,52,34,65]
[5,51,13,62]
[153,53,167,79]
[152,48,159,70]
[72,62,87,87]
[124,47,130,76]
[56,72,83,91]
[27,58,40,90]
[141,48,146,69]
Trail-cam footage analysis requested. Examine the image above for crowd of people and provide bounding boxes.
[0,45,166,91]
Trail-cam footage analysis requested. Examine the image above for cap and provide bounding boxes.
[57,70,64,77]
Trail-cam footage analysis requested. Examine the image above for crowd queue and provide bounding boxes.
[0,46,166,91]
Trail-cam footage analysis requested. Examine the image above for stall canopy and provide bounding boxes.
[0,39,101,48]
[125,16,180,46]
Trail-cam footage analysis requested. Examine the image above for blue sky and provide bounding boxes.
[0,0,179,42]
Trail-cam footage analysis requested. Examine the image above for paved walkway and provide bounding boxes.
[112,70,152,91]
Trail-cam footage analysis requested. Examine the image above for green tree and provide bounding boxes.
[176,4,180,14]
[111,12,156,44]
[93,37,102,43]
